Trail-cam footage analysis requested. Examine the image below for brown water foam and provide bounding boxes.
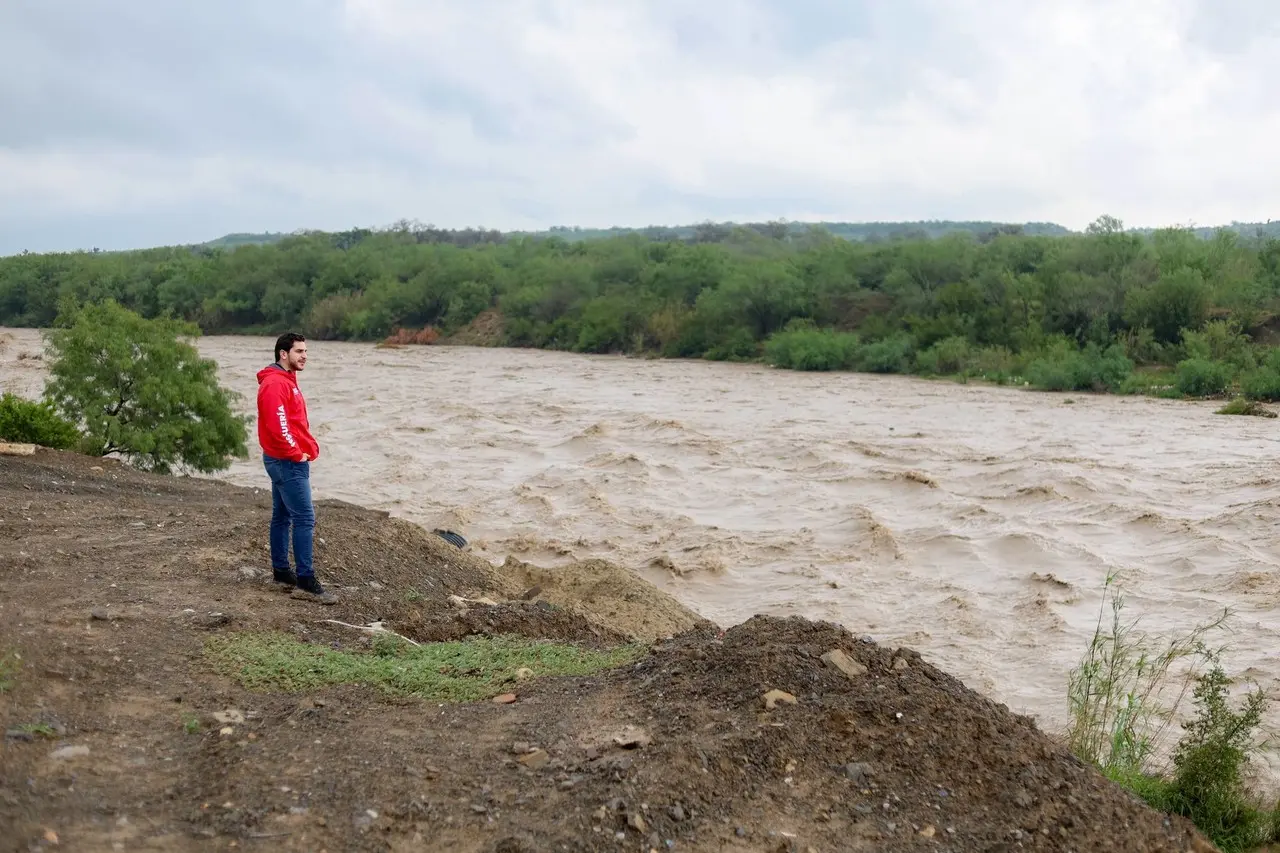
[6,327,1280,786]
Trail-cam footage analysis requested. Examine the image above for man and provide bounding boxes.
[256,332,336,605]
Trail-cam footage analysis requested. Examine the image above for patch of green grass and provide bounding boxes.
[1216,398,1277,418]
[181,713,201,735]
[0,650,19,692]
[15,723,57,739]
[205,632,645,702]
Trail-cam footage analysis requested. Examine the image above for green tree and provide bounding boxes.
[42,300,248,473]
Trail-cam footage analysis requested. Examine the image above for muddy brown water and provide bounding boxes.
[5,327,1280,786]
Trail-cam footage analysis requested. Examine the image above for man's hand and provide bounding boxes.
[300,453,310,462]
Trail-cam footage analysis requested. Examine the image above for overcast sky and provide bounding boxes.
[2,0,1278,254]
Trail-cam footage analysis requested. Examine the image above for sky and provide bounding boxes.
[2,0,1279,254]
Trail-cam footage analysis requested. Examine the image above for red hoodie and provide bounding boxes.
[256,364,320,462]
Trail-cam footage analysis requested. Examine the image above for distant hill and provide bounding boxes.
[202,220,1072,249]
[527,220,1073,242]
[201,218,1280,250]
[1126,221,1280,240]
[202,232,290,249]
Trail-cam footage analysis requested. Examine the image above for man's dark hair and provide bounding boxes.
[274,332,307,363]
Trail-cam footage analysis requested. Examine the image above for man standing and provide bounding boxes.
[256,332,336,605]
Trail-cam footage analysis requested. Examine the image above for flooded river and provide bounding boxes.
[5,327,1280,780]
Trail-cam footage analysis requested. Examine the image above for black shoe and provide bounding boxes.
[273,567,298,590]
[291,575,337,605]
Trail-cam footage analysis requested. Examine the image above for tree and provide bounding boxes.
[42,300,248,474]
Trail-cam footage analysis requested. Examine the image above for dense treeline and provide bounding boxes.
[6,216,1280,398]
[201,216,1280,250]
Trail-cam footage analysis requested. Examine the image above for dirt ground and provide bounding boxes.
[0,449,1215,852]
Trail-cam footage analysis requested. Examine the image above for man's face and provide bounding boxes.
[282,342,308,371]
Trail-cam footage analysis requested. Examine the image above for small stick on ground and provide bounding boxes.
[320,619,421,646]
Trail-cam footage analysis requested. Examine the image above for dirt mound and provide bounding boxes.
[392,599,632,646]
[379,325,440,347]
[497,555,715,643]
[444,309,505,347]
[0,450,1214,852]
[587,616,1212,851]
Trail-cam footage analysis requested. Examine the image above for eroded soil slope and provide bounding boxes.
[0,450,1212,852]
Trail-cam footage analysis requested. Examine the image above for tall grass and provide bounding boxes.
[1065,574,1279,851]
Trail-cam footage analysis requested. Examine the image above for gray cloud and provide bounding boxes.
[2,0,1279,254]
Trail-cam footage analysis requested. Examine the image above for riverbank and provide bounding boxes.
[0,448,1215,851]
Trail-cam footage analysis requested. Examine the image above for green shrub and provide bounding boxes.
[968,346,1020,383]
[0,393,81,449]
[764,327,861,371]
[914,335,971,376]
[1065,576,1280,852]
[704,327,758,362]
[1026,341,1133,392]
[856,333,915,374]
[1174,358,1233,397]
[1118,368,1179,397]
[1240,349,1280,402]
[1160,666,1277,851]
[1182,320,1256,371]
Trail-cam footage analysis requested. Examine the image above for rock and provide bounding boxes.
[893,657,910,671]
[192,612,232,629]
[762,689,797,710]
[511,741,532,755]
[518,749,550,770]
[611,725,652,749]
[515,667,534,681]
[368,581,384,590]
[5,729,34,743]
[627,812,647,833]
[90,608,121,622]
[219,726,235,737]
[821,649,868,679]
[668,803,687,822]
[0,442,36,456]
[919,825,936,838]
[238,567,261,580]
[50,745,89,760]
[844,761,875,786]
[493,693,518,705]
[213,710,245,725]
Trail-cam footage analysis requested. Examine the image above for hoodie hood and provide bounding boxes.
[256,363,294,385]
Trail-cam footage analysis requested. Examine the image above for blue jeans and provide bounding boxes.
[263,455,315,578]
